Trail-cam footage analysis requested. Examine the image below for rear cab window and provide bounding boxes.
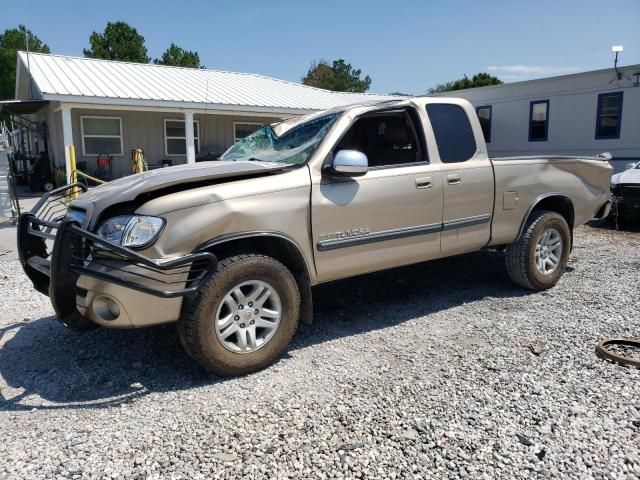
[425,103,477,163]
[476,105,492,143]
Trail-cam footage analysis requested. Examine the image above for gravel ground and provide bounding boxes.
[0,222,639,479]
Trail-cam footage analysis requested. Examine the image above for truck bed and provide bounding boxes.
[488,154,612,246]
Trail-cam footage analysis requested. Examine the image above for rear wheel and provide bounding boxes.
[505,210,571,290]
[178,254,300,376]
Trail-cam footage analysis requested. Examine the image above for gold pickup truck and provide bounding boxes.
[18,98,612,375]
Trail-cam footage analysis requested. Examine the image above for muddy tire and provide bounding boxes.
[63,313,98,331]
[505,210,571,290]
[178,254,300,376]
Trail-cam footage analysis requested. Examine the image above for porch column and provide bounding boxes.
[185,111,196,164]
[61,104,74,184]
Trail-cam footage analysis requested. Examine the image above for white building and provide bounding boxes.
[3,52,394,182]
[438,64,640,172]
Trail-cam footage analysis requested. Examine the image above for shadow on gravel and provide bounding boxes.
[587,218,640,233]
[0,221,18,230]
[0,249,534,411]
[0,319,213,411]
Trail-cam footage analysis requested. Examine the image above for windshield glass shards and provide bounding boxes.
[220,113,341,165]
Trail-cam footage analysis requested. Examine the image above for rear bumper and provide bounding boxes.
[17,185,217,328]
[593,197,613,220]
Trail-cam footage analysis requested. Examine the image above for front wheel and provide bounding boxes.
[505,210,571,290]
[178,254,300,376]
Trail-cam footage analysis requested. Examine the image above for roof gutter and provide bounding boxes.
[41,94,320,116]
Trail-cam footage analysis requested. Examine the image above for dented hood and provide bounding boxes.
[72,160,286,220]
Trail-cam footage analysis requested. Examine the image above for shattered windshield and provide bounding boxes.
[220,113,340,165]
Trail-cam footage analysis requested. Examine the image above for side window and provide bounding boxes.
[528,100,549,142]
[426,104,477,163]
[164,119,200,156]
[81,116,123,156]
[595,92,623,139]
[334,110,424,168]
[476,105,492,143]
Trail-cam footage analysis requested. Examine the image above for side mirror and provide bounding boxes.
[331,150,368,176]
[625,162,638,170]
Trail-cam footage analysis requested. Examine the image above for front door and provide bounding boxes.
[311,109,443,283]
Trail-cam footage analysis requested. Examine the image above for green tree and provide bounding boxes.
[0,25,50,100]
[389,91,411,96]
[302,59,371,93]
[83,21,150,63]
[428,73,502,94]
[154,43,202,68]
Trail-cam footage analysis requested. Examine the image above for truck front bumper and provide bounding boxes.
[17,185,217,329]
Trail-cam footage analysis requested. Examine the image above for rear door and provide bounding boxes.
[425,103,494,255]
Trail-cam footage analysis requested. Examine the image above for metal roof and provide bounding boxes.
[17,52,398,114]
[432,63,640,96]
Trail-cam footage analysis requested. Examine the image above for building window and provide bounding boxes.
[426,103,477,163]
[476,105,492,143]
[164,119,200,156]
[81,116,123,156]
[234,122,262,142]
[529,100,549,142]
[595,92,623,139]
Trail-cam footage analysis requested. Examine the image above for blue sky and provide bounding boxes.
[3,0,639,94]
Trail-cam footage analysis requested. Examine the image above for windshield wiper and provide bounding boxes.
[248,157,274,163]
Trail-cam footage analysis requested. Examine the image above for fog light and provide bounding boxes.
[106,298,120,318]
[94,296,121,321]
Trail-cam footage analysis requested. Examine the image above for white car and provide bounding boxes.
[610,162,640,222]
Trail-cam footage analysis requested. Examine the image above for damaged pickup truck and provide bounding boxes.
[18,98,613,375]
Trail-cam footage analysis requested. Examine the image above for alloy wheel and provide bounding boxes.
[214,280,282,354]
[534,227,563,275]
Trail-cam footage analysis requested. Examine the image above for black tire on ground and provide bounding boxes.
[63,313,98,331]
[178,254,300,376]
[505,210,571,291]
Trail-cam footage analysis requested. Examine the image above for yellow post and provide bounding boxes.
[68,144,79,198]
[131,148,147,174]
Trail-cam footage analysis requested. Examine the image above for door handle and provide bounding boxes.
[415,176,432,189]
[447,174,462,185]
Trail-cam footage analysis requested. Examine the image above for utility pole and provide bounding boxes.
[20,25,33,99]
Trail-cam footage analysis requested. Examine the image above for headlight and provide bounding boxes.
[97,215,165,247]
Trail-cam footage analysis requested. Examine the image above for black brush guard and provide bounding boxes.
[17,184,217,327]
